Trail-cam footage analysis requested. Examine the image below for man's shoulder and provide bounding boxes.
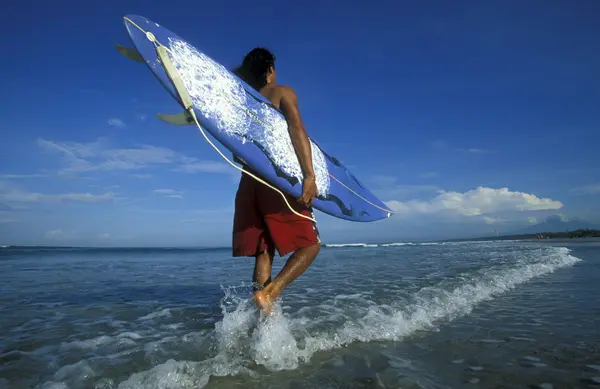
[273,85,298,101]
[273,84,295,94]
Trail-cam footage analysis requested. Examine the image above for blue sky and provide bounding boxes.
[1,0,599,247]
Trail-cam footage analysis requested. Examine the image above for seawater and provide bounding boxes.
[1,240,598,388]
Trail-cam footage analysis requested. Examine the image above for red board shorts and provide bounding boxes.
[232,168,321,258]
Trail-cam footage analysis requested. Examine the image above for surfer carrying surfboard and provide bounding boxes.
[231,48,321,314]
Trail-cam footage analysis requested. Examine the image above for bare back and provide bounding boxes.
[258,84,304,133]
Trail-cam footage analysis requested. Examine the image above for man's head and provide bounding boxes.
[241,47,276,86]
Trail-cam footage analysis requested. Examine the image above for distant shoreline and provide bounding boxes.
[4,229,600,250]
[440,229,600,243]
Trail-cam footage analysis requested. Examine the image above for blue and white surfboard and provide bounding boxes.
[118,15,393,222]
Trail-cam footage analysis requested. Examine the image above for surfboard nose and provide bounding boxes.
[123,15,141,39]
[123,15,150,26]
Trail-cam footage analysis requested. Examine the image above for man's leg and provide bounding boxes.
[232,171,272,288]
[253,248,274,290]
[253,195,322,312]
[254,243,320,310]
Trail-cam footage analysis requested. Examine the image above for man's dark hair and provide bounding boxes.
[240,47,276,86]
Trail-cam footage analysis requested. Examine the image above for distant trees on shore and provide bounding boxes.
[534,229,600,239]
[450,229,600,243]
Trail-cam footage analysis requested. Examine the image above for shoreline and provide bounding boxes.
[440,229,600,243]
[4,230,600,250]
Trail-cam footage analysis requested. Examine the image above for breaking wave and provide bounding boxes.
[110,246,581,388]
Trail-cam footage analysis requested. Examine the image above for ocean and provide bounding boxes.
[1,240,599,389]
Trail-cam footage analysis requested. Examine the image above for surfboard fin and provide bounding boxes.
[156,111,195,126]
[115,44,144,63]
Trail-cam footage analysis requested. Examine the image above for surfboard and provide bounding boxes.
[117,15,393,222]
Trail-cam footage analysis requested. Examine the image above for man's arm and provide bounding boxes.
[279,86,315,180]
[279,86,318,207]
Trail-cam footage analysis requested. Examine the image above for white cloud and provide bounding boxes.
[45,229,76,239]
[456,148,489,154]
[419,172,438,179]
[174,160,232,174]
[2,191,115,204]
[385,186,563,217]
[528,217,538,224]
[430,140,490,154]
[570,184,600,195]
[98,233,110,240]
[153,189,184,199]
[482,216,503,224]
[103,146,176,169]
[0,173,49,179]
[37,138,230,176]
[0,181,115,205]
[108,118,126,129]
[153,189,179,195]
[132,173,152,179]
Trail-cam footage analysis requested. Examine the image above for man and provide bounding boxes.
[231,48,321,314]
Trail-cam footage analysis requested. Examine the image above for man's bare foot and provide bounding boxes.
[253,289,273,315]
